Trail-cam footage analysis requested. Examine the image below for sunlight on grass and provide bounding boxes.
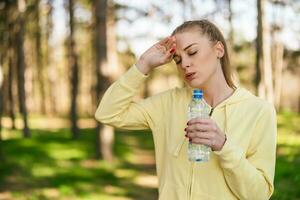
[48,148,87,160]
[31,165,56,177]
[115,169,137,178]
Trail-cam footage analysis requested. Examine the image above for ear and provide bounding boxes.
[214,41,225,59]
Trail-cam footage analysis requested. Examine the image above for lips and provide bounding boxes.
[185,72,196,80]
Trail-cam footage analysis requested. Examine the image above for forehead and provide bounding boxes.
[174,30,209,50]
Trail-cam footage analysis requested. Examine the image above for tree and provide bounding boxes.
[92,0,115,161]
[67,0,80,139]
[33,0,46,114]
[16,0,30,137]
[6,4,17,130]
[256,0,274,104]
[44,0,57,115]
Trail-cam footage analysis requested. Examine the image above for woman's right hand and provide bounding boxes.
[136,36,176,75]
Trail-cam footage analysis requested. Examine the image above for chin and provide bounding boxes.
[186,79,204,88]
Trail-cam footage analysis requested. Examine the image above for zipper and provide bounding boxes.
[209,107,214,117]
[187,163,195,200]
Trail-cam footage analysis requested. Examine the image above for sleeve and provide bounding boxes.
[214,102,277,200]
[94,65,165,131]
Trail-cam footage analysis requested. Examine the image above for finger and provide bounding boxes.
[165,37,176,50]
[158,36,171,45]
[186,123,212,132]
[191,138,211,146]
[164,44,176,60]
[187,131,211,139]
[187,117,212,125]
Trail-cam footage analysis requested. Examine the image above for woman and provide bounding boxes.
[95,20,277,200]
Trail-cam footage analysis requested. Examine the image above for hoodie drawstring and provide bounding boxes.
[225,104,228,133]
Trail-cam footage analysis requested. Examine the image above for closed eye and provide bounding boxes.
[173,51,197,64]
[188,51,197,56]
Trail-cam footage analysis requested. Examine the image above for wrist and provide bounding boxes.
[136,57,151,75]
[221,134,227,150]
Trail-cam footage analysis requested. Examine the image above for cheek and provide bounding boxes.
[196,51,218,73]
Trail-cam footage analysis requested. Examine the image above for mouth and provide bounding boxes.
[185,72,196,80]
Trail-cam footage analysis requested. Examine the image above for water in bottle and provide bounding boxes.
[187,89,211,162]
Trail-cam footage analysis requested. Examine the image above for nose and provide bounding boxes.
[181,57,191,70]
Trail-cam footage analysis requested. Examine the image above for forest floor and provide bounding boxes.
[0,111,299,200]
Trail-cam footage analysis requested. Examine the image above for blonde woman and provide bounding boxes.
[95,20,277,200]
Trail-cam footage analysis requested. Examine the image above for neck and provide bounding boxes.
[201,66,234,108]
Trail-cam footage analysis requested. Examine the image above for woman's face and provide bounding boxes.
[173,30,223,88]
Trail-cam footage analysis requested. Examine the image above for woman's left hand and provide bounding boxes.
[185,117,226,151]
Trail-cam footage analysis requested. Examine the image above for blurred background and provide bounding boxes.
[0,0,299,199]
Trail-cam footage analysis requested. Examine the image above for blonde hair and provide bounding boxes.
[172,19,236,89]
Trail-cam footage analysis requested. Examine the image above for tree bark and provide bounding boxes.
[93,0,115,161]
[44,0,57,115]
[7,14,16,130]
[256,0,274,104]
[0,55,3,139]
[272,27,284,110]
[16,0,30,137]
[67,0,80,139]
[34,0,46,114]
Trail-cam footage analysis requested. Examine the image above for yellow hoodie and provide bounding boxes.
[95,65,277,200]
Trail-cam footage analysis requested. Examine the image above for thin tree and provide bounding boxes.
[44,0,57,115]
[16,0,30,137]
[256,0,274,104]
[8,19,16,130]
[67,0,80,139]
[92,0,115,161]
[271,0,285,110]
[33,0,46,114]
[0,55,3,139]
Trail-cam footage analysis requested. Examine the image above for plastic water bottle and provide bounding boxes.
[187,89,211,162]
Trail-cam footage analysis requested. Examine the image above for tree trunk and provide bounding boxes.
[44,0,57,115]
[93,0,114,161]
[34,0,46,114]
[256,0,274,104]
[271,27,284,110]
[8,50,16,130]
[67,0,80,139]
[226,0,239,84]
[8,16,16,130]
[16,0,30,137]
[0,55,3,139]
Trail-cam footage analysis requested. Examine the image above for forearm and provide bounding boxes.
[215,138,275,200]
[95,65,148,128]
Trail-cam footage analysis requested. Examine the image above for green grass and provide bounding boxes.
[0,128,157,200]
[0,111,299,199]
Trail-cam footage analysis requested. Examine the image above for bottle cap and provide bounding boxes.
[193,89,203,99]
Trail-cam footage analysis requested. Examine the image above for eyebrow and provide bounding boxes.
[173,43,198,58]
[183,43,197,51]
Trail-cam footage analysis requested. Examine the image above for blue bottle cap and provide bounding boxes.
[193,89,203,99]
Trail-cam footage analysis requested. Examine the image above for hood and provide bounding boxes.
[211,87,253,109]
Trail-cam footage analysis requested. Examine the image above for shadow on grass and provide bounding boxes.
[0,128,158,199]
[271,143,300,199]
